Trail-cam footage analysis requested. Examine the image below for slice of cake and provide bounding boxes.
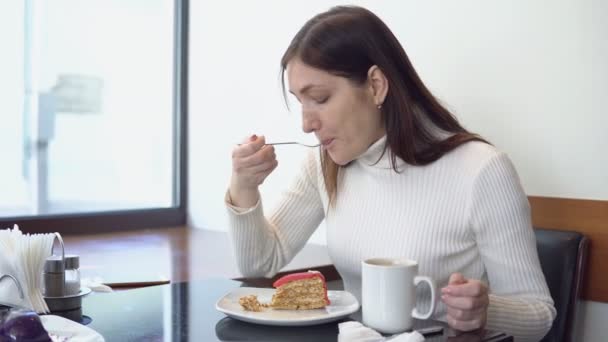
[269,270,330,310]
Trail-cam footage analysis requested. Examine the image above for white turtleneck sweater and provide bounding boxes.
[225,136,555,341]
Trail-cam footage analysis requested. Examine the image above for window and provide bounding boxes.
[0,0,188,233]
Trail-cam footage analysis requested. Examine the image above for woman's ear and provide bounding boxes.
[367,65,388,108]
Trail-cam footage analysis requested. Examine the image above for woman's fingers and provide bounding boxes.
[446,305,486,321]
[442,292,488,310]
[443,280,487,298]
[240,134,258,144]
[234,147,275,173]
[249,158,279,174]
[238,145,275,167]
[448,273,467,286]
[231,135,278,188]
[232,135,267,158]
[442,274,489,332]
[446,315,486,332]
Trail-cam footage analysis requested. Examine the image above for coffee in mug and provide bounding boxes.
[361,258,437,334]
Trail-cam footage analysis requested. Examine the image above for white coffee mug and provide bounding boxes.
[362,258,437,334]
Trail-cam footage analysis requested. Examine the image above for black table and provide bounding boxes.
[80,278,513,341]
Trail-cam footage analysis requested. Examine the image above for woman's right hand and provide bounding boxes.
[229,134,278,207]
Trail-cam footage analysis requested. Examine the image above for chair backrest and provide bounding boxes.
[534,228,588,342]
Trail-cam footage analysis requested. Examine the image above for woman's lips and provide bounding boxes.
[321,138,334,149]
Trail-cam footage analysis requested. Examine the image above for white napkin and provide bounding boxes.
[0,225,56,313]
[40,315,105,342]
[338,321,425,342]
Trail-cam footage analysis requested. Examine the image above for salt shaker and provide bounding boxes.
[42,256,65,297]
[64,255,81,296]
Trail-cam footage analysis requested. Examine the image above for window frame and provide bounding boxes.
[0,0,189,234]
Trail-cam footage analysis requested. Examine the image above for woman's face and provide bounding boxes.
[286,59,385,165]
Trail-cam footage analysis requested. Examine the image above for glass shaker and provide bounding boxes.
[64,255,81,296]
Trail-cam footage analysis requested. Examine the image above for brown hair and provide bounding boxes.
[280,6,488,206]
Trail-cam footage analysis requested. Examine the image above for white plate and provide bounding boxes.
[215,287,360,326]
[40,314,105,342]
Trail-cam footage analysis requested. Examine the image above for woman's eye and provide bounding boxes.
[315,96,329,104]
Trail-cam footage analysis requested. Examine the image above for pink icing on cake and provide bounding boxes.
[273,270,330,305]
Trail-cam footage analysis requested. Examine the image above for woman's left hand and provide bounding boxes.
[441,273,489,331]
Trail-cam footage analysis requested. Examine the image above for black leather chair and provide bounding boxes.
[535,228,588,342]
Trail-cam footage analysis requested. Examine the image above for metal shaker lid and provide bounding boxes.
[64,255,79,269]
[44,256,65,273]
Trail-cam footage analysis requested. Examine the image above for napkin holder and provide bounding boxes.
[0,274,25,311]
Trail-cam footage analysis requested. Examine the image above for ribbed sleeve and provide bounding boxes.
[226,151,325,278]
[470,152,555,341]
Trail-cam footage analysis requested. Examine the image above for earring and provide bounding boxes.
[377,104,382,109]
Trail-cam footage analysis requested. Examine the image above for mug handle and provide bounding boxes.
[411,275,436,320]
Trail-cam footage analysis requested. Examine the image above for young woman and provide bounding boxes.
[226,6,555,340]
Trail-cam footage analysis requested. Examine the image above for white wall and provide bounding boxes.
[189,1,607,340]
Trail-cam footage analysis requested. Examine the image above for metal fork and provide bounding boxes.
[265,142,320,147]
[238,141,320,148]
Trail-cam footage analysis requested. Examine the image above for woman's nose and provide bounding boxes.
[302,111,320,133]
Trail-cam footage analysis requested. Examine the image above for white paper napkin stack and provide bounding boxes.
[338,321,425,342]
[0,224,56,313]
